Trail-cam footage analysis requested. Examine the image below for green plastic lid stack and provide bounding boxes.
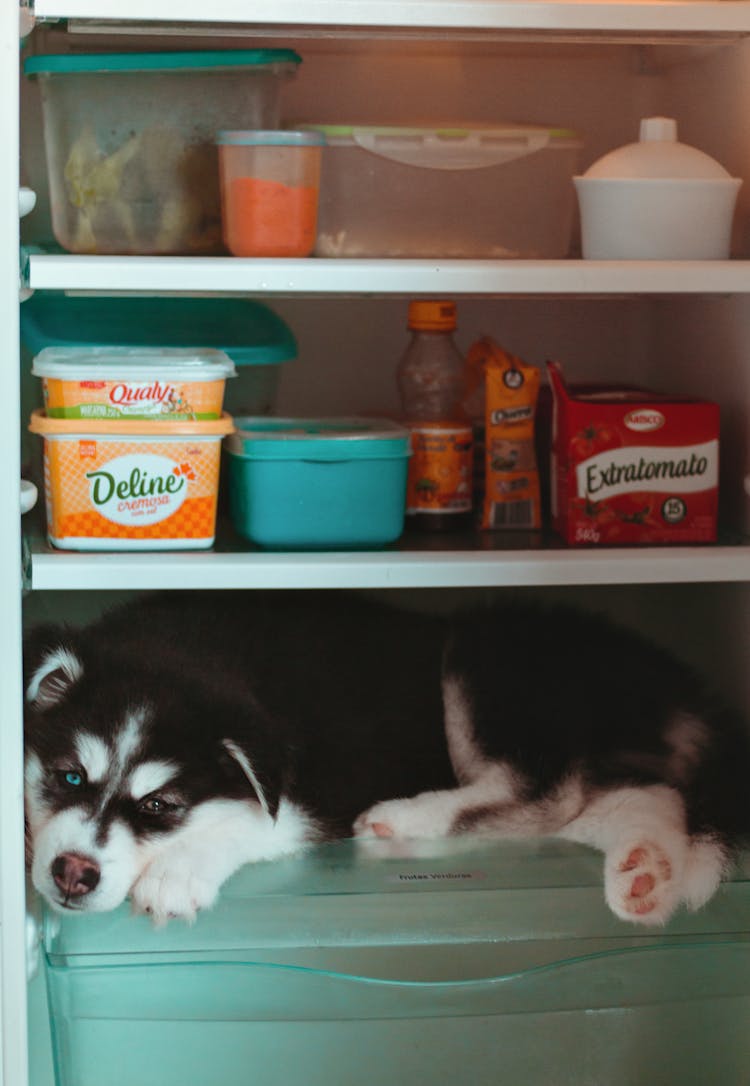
[20,294,297,369]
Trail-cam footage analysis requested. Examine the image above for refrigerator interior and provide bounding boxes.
[17,18,750,1085]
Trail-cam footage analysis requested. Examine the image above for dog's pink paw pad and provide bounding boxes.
[628,872,656,899]
[608,840,679,924]
[619,847,648,872]
[371,821,394,839]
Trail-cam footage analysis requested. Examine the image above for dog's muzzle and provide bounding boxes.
[51,851,101,904]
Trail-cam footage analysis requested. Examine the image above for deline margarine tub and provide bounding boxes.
[29,409,233,551]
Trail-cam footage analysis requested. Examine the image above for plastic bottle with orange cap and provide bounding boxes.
[396,300,474,531]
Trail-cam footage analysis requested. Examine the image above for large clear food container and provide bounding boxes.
[24,49,302,255]
[301,123,581,258]
[41,838,750,1086]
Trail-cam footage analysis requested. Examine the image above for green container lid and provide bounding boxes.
[24,49,301,76]
[21,294,297,368]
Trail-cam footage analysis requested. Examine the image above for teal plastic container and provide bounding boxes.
[225,417,410,549]
[41,839,750,1086]
[20,294,297,418]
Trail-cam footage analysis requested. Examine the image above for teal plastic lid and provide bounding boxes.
[24,49,301,76]
[218,130,326,147]
[226,418,411,461]
[21,295,296,368]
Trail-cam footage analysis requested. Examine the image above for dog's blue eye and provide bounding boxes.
[62,770,83,787]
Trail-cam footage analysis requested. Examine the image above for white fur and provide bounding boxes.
[74,733,110,783]
[130,797,320,924]
[221,739,271,817]
[96,710,147,811]
[352,764,520,839]
[128,760,178,801]
[355,780,722,925]
[26,728,320,921]
[355,692,725,928]
[29,805,142,913]
[26,648,83,707]
[24,751,44,799]
[682,834,730,910]
[354,768,583,841]
[443,675,488,783]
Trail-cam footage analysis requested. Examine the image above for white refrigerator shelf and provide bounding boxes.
[28,532,750,590]
[32,0,750,35]
[25,254,750,297]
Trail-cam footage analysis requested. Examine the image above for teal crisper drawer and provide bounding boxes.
[43,838,750,1086]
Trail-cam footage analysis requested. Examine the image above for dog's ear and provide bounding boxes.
[220,736,283,822]
[24,626,83,710]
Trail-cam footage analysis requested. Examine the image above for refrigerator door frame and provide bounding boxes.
[0,5,29,1086]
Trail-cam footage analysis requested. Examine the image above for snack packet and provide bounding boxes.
[470,337,542,530]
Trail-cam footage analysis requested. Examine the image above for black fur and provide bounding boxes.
[444,601,750,845]
[24,591,750,865]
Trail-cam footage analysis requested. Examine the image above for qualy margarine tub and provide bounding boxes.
[32,346,236,420]
[29,409,234,550]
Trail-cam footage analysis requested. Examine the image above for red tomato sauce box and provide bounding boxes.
[547,361,719,545]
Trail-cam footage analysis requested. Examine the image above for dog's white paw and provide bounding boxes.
[130,857,220,925]
[354,792,455,840]
[605,840,682,925]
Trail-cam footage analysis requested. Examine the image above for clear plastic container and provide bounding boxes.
[300,122,581,258]
[24,50,301,255]
[218,130,325,257]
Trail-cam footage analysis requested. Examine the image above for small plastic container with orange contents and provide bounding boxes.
[217,130,325,257]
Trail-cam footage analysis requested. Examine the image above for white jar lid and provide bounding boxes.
[582,117,733,180]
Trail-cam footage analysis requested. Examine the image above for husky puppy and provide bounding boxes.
[24,591,749,926]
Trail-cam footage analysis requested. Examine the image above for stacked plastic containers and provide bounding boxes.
[29,349,235,551]
[24,49,302,255]
[24,296,298,551]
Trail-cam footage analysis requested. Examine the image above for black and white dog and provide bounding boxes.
[24,591,750,926]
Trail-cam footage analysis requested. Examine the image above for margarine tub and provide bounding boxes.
[32,346,236,420]
[29,409,234,550]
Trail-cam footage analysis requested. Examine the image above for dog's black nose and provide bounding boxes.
[51,852,101,899]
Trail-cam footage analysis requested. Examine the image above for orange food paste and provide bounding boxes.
[225,177,319,256]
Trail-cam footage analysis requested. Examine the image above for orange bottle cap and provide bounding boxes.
[407,300,457,331]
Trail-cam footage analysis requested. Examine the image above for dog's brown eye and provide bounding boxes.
[139,796,168,815]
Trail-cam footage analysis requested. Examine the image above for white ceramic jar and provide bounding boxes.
[574,117,742,259]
